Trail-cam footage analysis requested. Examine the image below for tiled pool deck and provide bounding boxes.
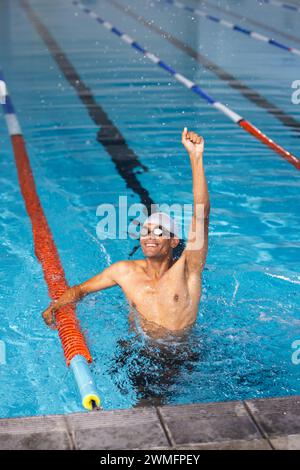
[1,395,300,450]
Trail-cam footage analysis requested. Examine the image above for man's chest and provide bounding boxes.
[121,273,191,310]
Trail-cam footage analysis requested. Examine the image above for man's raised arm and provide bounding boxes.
[182,127,210,273]
[42,261,127,328]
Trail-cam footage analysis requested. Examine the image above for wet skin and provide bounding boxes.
[116,241,203,333]
[42,128,210,336]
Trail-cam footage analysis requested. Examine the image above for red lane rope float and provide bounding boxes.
[238,119,300,170]
[11,135,92,366]
[1,72,100,409]
[11,132,92,366]
[0,70,92,366]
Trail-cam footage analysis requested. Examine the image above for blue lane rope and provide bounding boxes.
[259,0,300,13]
[161,0,300,57]
[71,0,300,169]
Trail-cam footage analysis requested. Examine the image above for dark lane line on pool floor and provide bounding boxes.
[203,0,300,46]
[108,0,300,137]
[20,0,155,215]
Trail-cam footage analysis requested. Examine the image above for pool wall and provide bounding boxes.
[1,395,300,450]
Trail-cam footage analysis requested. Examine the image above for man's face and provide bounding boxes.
[140,224,179,258]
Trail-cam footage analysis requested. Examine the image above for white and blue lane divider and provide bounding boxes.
[161,0,300,57]
[0,78,7,106]
[72,0,300,170]
[0,74,22,136]
[260,0,300,13]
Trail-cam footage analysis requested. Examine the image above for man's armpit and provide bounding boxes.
[186,217,208,252]
[184,251,206,275]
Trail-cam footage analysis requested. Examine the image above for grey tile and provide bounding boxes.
[158,401,262,445]
[0,431,71,450]
[271,434,300,450]
[0,415,71,450]
[171,439,272,450]
[0,414,67,433]
[245,396,300,437]
[138,439,271,450]
[1,396,300,450]
[66,407,169,450]
[245,396,300,414]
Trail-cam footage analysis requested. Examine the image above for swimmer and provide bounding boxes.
[42,128,210,334]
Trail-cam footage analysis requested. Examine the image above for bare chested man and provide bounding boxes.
[42,128,210,335]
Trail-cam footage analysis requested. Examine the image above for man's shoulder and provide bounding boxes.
[111,259,143,275]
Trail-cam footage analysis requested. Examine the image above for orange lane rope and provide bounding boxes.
[12,135,92,365]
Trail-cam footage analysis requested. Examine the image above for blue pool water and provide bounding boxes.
[0,0,299,418]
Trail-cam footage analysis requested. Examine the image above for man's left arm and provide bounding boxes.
[182,128,210,274]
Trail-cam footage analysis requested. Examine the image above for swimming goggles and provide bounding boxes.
[140,225,174,238]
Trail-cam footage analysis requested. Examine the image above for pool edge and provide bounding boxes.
[1,395,300,449]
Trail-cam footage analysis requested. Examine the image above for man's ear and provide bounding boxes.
[170,237,180,249]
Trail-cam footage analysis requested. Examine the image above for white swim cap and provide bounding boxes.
[142,212,180,238]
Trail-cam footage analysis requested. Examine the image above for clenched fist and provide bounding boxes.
[182,127,204,159]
